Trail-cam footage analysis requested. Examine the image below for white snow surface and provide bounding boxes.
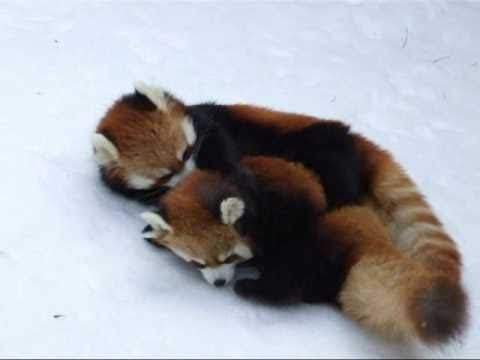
[1,1,479,358]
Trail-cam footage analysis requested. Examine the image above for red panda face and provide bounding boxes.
[92,82,197,196]
[140,171,254,287]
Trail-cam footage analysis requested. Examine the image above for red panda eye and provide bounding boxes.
[224,254,240,264]
[191,261,206,269]
[182,146,194,162]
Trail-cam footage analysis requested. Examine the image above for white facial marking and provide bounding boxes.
[181,117,197,145]
[184,156,196,172]
[140,212,173,233]
[128,174,155,190]
[168,246,206,265]
[133,81,168,112]
[166,157,196,187]
[92,133,119,165]
[170,247,193,262]
[200,264,236,286]
[233,242,253,260]
[176,143,188,161]
[156,168,171,178]
[218,252,229,262]
[220,197,245,225]
[142,231,157,239]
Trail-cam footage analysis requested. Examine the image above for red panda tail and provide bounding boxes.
[412,276,467,344]
[354,134,464,281]
[340,257,468,345]
[323,206,467,344]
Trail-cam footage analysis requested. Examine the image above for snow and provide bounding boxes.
[0,0,479,358]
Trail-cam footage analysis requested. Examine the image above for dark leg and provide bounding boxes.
[234,275,301,304]
[237,258,259,269]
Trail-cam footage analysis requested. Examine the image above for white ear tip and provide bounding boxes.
[139,212,173,232]
[133,80,166,95]
[133,80,147,92]
[140,211,159,224]
[91,132,106,147]
[132,81,168,111]
[220,197,245,225]
[91,132,119,164]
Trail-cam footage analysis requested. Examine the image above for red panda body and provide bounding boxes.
[95,87,362,208]
[141,155,467,345]
[93,84,468,344]
[191,103,465,283]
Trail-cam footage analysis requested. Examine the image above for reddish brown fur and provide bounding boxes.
[218,107,464,288]
[97,91,466,342]
[96,97,189,181]
[157,156,328,265]
[225,106,463,285]
[228,104,323,133]
[354,135,462,281]
[96,96,463,283]
[151,153,467,344]
[159,170,245,266]
[241,156,327,212]
[325,206,466,344]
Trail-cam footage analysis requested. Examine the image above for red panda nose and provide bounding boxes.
[214,279,226,287]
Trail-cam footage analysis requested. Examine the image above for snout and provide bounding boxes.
[200,264,235,287]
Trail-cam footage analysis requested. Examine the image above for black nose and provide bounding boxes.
[214,279,226,287]
[142,225,153,233]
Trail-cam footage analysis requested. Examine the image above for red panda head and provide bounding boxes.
[92,82,197,197]
[140,170,254,287]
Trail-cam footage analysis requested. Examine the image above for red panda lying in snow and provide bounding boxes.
[93,83,464,286]
[93,82,361,208]
[140,155,467,345]
[92,82,468,344]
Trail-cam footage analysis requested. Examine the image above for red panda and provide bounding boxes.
[93,82,360,208]
[93,83,464,291]
[140,155,467,345]
[93,82,197,202]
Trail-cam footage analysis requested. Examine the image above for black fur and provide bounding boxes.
[122,91,158,112]
[99,94,362,209]
[280,123,361,208]
[192,122,241,173]
[188,104,362,209]
[203,165,351,304]
[142,224,153,234]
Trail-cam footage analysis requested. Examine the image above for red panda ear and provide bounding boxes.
[92,133,119,165]
[220,197,245,225]
[140,212,173,238]
[133,81,169,112]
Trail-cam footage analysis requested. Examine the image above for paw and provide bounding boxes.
[220,197,245,225]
